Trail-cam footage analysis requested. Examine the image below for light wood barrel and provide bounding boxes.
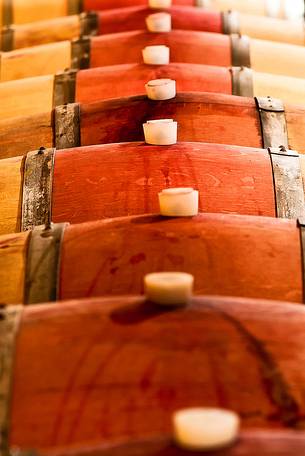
[0,92,304,159]
[3,296,305,452]
[2,64,305,122]
[0,213,304,305]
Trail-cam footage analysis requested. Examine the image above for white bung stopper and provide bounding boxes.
[143,119,177,145]
[145,79,176,100]
[265,0,280,17]
[146,12,172,32]
[173,408,240,451]
[142,45,170,65]
[149,0,172,8]
[159,188,199,217]
[144,272,194,306]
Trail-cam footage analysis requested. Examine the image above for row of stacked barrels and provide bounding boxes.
[3,0,305,454]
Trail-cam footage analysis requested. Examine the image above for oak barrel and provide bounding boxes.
[3,296,305,452]
[1,92,305,159]
[3,30,305,82]
[84,0,303,19]
[2,141,305,236]
[2,64,305,121]
[0,0,195,27]
[0,213,304,305]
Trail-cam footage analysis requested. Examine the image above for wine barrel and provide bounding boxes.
[0,213,304,305]
[85,0,304,19]
[2,142,305,236]
[1,0,301,29]
[2,64,305,122]
[1,92,304,159]
[4,296,305,452]
[0,0,194,28]
[2,30,305,82]
[45,431,305,456]
[3,7,304,51]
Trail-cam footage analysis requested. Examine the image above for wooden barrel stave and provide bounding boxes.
[0,231,29,304]
[7,295,305,451]
[10,14,81,50]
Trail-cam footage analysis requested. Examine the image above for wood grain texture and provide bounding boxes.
[76,63,232,103]
[97,6,222,35]
[3,93,305,159]
[12,0,68,24]
[80,93,262,148]
[43,431,305,456]
[84,0,194,9]
[250,38,305,79]
[285,105,305,155]
[10,296,305,451]
[0,111,53,159]
[0,231,29,304]
[0,75,54,120]
[52,142,275,225]
[84,0,267,14]
[210,0,266,15]
[0,40,71,82]
[59,214,302,303]
[90,30,231,67]
[240,14,304,46]
[253,72,305,106]
[0,155,24,234]
[13,15,80,49]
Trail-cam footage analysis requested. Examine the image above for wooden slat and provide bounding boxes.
[0,231,29,304]
[13,14,80,49]
[240,13,304,45]
[253,71,305,106]
[12,0,68,24]
[0,155,24,235]
[0,40,71,82]
[0,111,53,159]
[250,37,305,79]
[0,75,54,120]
